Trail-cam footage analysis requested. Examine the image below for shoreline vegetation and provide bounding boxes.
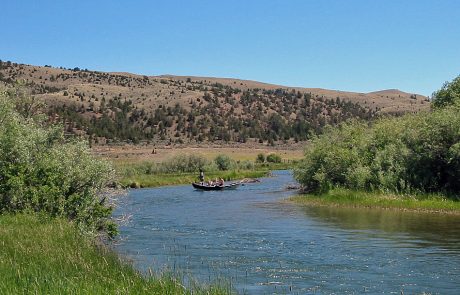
[290,188,460,215]
[293,75,460,215]
[120,169,270,188]
[0,89,232,294]
[0,214,230,295]
[2,73,460,293]
[113,153,294,188]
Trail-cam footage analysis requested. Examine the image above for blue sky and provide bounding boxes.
[1,0,459,96]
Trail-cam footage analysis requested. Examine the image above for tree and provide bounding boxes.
[6,86,45,119]
[432,75,460,108]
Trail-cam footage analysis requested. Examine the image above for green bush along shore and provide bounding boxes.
[0,88,231,294]
[0,88,117,236]
[293,75,460,211]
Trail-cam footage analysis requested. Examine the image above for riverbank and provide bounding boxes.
[120,169,270,188]
[0,214,230,294]
[101,146,298,188]
[290,188,460,214]
[118,161,293,188]
[94,145,304,165]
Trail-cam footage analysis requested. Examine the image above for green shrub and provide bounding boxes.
[119,161,159,177]
[266,153,282,163]
[0,90,116,237]
[432,75,460,108]
[160,153,208,173]
[256,153,265,163]
[214,154,233,171]
[294,104,460,196]
[238,160,255,170]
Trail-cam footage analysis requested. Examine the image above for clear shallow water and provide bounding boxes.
[113,171,460,294]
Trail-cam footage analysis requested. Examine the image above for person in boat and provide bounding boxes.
[199,169,204,184]
[218,178,224,186]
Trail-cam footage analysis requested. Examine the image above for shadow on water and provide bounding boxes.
[299,205,460,252]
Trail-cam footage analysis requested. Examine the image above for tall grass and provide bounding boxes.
[115,153,294,188]
[291,188,460,213]
[120,170,269,188]
[0,214,231,294]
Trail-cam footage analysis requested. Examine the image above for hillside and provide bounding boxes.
[0,60,429,145]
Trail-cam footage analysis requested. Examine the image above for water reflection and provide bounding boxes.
[300,205,460,252]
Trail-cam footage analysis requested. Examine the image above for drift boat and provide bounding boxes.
[192,182,240,191]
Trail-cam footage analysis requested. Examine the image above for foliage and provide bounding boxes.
[214,154,234,171]
[294,105,460,197]
[161,154,208,173]
[432,75,460,108]
[1,60,378,144]
[256,153,265,163]
[266,153,282,163]
[0,90,116,237]
[6,86,45,119]
[238,160,255,170]
[116,153,266,187]
[119,170,268,188]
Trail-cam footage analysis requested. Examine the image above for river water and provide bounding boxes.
[113,171,460,294]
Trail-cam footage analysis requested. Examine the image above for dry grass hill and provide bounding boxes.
[0,60,429,145]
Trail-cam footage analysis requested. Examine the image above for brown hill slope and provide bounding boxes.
[0,60,429,144]
[162,75,428,113]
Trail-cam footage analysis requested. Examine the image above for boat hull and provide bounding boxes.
[192,182,240,191]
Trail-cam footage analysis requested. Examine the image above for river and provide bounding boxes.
[113,170,460,294]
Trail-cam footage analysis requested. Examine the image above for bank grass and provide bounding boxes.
[0,214,231,295]
[120,169,269,188]
[255,162,294,170]
[113,152,296,188]
[291,188,460,214]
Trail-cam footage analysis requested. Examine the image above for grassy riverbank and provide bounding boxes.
[291,188,460,214]
[107,150,296,188]
[120,169,270,188]
[117,160,293,188]
[0,214,230,295]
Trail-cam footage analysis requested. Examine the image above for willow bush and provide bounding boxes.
[431,74,460,108]
[119,154,258,178]
[294,104,460,197]
[0,90,117,237]
[214,154,233,171]
[160,153,208,173]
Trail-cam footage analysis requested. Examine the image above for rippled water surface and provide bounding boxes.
[113,171,460,294]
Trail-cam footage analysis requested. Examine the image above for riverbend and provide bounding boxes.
[114,170,460,294]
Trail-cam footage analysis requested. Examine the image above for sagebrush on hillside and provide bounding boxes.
[0,60,428,144]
